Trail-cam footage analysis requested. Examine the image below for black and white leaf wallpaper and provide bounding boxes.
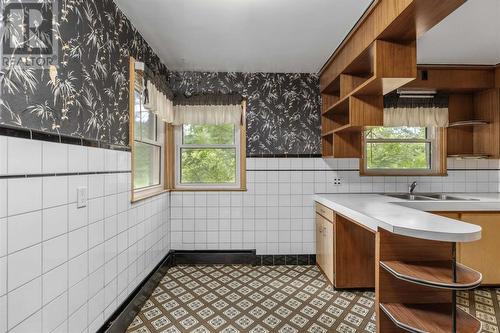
[1,0,322,154]
[0,0,168,146]
[169,71,321,155]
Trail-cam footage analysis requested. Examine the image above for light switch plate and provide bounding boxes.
[77,187,87,208]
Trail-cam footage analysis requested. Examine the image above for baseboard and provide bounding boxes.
[97,251,174,333]
[172,249,257,265]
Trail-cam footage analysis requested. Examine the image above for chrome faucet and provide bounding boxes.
[409,181,417,194]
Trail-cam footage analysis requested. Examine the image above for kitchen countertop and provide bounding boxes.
[314,193,500,243]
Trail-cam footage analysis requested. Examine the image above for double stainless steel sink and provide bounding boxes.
[385,193,478,201]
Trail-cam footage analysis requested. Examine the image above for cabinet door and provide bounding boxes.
[315,213,324,270]
[323,220,335,284]
[459,213,500,285]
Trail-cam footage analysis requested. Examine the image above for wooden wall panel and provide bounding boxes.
[447,94,474,155]
[405,67,495,92]
[474,89,500,157]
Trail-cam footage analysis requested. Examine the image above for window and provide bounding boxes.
[174,123,244,190]
[130,58,166,201]
[362,127,444,175]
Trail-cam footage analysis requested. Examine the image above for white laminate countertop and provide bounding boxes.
[314,193,500,243]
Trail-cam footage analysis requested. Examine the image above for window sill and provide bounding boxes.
[171,188,247,192]
[131,188,170,203]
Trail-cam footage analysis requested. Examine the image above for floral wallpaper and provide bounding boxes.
[0,0,168,146]
[169,71,321,155]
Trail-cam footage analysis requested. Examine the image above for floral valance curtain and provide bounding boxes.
[173,94,243,125]
[142,66,174,123]
[383,93,449,127]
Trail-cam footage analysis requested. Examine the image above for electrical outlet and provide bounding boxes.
[333,178,342,185]
[77,187,88,208]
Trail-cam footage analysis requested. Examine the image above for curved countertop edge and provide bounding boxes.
[314,194,484,243]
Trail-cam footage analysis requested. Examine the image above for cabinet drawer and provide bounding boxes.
[315,202,334,222]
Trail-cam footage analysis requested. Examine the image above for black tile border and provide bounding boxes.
[172,250,257,265]
[0,124,130,152]
[0,170,131,180]
[255,254,316,266]
[98,251,174,333]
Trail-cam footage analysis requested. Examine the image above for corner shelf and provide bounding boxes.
[380,260,482,290]
[448,120,489,127]
[448,154,491,159]
[380,303,481,333]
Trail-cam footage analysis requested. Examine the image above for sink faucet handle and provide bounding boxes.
[409,181,417,194]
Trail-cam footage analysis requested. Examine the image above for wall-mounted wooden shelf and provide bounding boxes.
[380,303,482,333]
[446,91,499,159]
[448,120,489,127]
[380,260,482,290]
[321,39,416,158]
[447,154,491,159]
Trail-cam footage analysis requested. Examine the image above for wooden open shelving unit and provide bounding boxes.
[319,0,475,159]
[321,40,416,158]
[376,229,482,333]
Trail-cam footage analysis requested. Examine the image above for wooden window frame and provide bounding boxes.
[360,127,447,176]
[169,100,247,192]
[129,57,171,202]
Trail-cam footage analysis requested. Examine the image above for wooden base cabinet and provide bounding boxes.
[316,207,335,284]
[315,202,375,288]
[432,212,500,285]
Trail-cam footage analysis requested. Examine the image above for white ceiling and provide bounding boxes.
[417,0,500,65]
[114,0,372,73]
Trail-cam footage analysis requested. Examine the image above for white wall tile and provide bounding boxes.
[42,142,68,174]
[88,147,105,172]
[0,257,5,296]
[8,211,42,253]
[104,150,118,172]
[7,138,42,175]
[42,176,68,209]
[8,277,41,329]
[42,234,67,273]
[68,145,88,173]
[0,295,6,333]
[0,218,6,258]
[68,253,88,289]
[0,136,7,176]
[68,227,88,259]
[9,310,41,333]
[42,205,67,241]
[8,178,42,216]
[68,204,87,232]
[42,263,67,305]
[0,180,6,219]
[68,303,87,333]
[42,291,67,333]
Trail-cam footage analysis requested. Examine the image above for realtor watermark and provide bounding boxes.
[1,0,59,69]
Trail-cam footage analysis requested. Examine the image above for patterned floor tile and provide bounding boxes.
[127,265,500,333]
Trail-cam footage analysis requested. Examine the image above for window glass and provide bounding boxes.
[366,142,430,169]
[133,142,161,189]
[182,124,235,145]
[180,148,237,184]
[364,127,435,171]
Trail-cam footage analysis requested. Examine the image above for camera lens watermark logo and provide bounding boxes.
[1,0,59,69]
